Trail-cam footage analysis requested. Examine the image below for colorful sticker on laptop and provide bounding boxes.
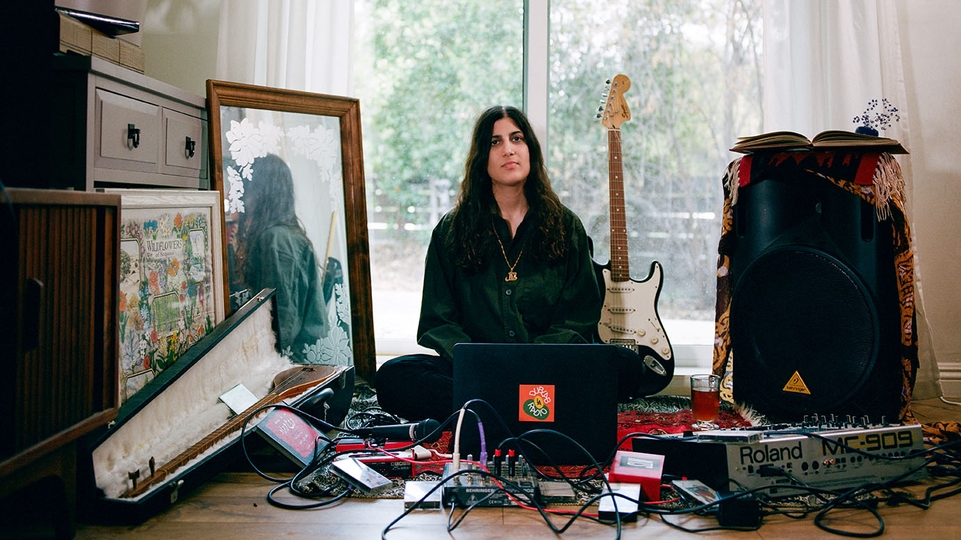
[518,384,554,422]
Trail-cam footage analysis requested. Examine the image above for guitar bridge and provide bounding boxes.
[610,341,669,377]
[610,339,639,353]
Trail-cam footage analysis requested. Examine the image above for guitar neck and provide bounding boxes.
[608,127,631,282]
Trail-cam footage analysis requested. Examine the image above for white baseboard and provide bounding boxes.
[937,361,961,398]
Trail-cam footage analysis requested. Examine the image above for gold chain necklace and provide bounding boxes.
[493,230,523,282]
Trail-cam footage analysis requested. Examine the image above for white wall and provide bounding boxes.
[141,0,221,97]
[897,0,961,398]
[137,0,961,398]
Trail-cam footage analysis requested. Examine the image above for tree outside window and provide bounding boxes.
[354,0,762,353]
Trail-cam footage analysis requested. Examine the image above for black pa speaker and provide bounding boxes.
[729,174,903,423]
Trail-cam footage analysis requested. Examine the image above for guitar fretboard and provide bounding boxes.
[608,127,630,283]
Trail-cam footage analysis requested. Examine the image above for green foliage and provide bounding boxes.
[355,0,762,316]
[355,0,524,236]
[547,0,762,313]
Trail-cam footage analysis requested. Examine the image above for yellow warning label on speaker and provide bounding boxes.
[782,371,812,395]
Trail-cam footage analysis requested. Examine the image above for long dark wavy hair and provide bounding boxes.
[448,106,567,271]
[237,154,310,282]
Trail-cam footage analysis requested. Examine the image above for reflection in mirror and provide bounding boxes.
[228,150,344,365]
[207,81,375,382]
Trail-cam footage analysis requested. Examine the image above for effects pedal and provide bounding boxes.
[672,479,720,505]
[598,482,640,522]
[608,450,664,501]
[404,480,443,510]
[331,457,392,494]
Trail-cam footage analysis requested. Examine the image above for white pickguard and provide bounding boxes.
[597,261,672,362]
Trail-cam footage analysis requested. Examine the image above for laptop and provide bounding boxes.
[451,343,620,466]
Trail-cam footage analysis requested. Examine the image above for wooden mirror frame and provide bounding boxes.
[206,80,375,384]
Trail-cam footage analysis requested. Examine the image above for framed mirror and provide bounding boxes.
[206,80,375,383]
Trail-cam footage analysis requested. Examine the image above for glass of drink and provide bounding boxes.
[690,374,721,430]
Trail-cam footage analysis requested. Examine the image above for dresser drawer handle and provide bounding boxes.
[127,124,141,149]
[185,136,196,158]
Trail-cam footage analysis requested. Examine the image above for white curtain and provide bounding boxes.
[762,0,940,400]
[216,0,354,96]
[762,0,908,137]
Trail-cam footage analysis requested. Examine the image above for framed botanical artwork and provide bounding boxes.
[206,80,375,384]
[107,189,225,403]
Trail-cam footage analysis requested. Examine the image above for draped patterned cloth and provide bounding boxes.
[712,151,919,424]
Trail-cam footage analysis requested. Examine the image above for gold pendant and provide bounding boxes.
[505,271,518,282]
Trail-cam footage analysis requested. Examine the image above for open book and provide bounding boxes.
[731,130,908,154]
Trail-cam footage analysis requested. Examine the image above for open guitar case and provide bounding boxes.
[76,288,355,525]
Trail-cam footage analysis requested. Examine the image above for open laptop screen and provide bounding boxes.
[452,343,619,465]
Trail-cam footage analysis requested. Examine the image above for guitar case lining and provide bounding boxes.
[78,289,354,524]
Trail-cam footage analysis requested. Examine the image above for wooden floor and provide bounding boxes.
[16,398,961,539]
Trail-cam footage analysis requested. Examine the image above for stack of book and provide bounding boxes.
[56,8,145,73]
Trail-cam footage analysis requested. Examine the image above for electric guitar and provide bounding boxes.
[595,74,674,396]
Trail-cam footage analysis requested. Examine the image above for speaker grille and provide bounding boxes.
[731,246,879,417]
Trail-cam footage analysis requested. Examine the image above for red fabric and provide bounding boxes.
[738,151,879,188]
[853,152,881,185]
[738,155,753,187]
[616,409,753,450]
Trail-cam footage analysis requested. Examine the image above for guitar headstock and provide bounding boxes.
[597,74,632,130]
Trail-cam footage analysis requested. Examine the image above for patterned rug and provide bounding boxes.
[615,394,762,438]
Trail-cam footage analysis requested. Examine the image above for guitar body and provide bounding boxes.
[594,74,675,396]
[596,260,674,396]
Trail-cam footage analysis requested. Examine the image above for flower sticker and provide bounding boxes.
[518,384,555,422]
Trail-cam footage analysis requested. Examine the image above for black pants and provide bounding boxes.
[375,354,455,422]
[375,347,646,423]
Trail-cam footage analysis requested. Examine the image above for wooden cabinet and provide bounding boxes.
[50,54,208,191]
[0,188,121,538]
